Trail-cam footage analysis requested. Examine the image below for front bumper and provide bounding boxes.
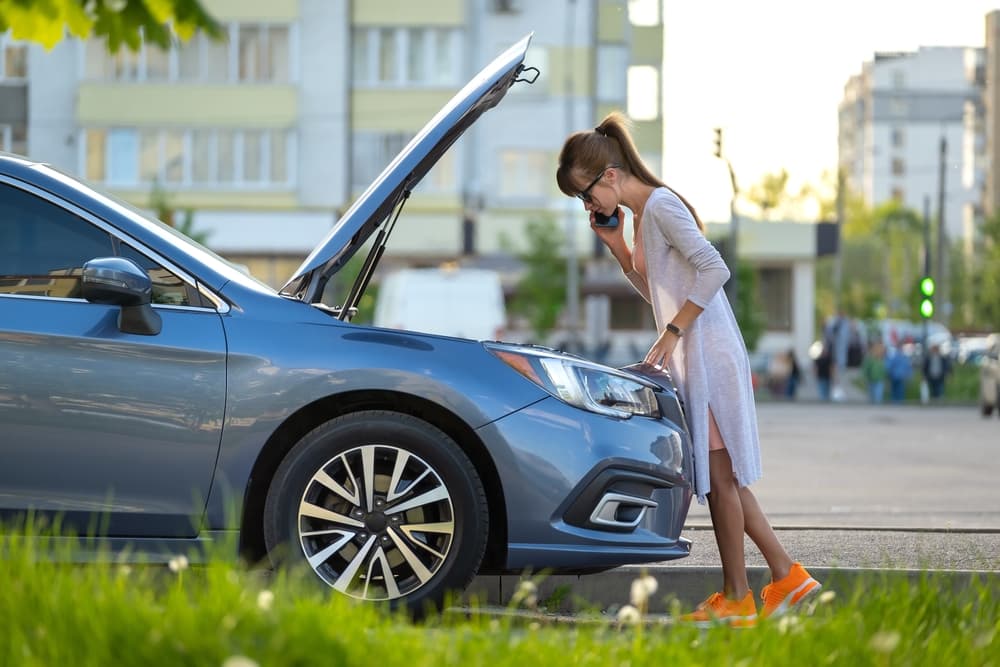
[476,392,693,572]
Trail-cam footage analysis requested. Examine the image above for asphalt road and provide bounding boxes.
[686,401,1000,531]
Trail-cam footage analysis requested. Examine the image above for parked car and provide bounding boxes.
[0,35,693,612]
[374,266,506,341]
[980,334,1000,417]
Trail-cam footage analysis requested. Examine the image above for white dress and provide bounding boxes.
[625,187,761,502]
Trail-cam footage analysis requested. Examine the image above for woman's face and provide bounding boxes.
[573,166,616,215]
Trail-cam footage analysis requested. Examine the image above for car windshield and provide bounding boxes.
[31,161,276,294]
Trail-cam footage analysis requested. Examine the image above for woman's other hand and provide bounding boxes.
[644,327,679,370]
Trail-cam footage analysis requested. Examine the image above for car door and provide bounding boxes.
[0,179,226,538]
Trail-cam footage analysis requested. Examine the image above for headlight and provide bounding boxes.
[486,343,660,419]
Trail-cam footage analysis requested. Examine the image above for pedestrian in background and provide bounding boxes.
[923,344,951,400]
[814,340,833,401]
[861,340,887,404]
[784,349,801,400]
[557,111,821,627]
[885,344,912,403]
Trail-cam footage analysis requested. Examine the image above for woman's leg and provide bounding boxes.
[708,408,794,585]
[705,410,750,599]
[737,485,794,582]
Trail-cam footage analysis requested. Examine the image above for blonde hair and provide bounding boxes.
[556,111,704,231]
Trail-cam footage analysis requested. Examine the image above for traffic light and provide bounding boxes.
[919,276,935,319]
[713,127,723,158]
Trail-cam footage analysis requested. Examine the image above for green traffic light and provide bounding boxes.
[920,277,935,297]
[920,298,934,318]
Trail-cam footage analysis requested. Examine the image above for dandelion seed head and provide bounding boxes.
[777,615,801,635]
[222,656,259,667]
[629,575,658,606]
[869,630,901,654]
[168,555,189,573]
[973,630,994,649]
[616,604,641,625]
[257,590,274,611]
[818,590,836,604]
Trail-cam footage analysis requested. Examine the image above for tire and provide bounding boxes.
[263,411,488,613]
[984,403,995,417]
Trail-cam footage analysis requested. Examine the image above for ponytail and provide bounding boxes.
[557,111,704,232]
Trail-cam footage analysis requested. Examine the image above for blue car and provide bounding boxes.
[0,34,692,611]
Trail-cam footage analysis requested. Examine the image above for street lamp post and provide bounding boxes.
[714,127,739,308]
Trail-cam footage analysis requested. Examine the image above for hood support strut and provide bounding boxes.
[338,189,411,321]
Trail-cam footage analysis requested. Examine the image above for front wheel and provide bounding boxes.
[263,411,489,612]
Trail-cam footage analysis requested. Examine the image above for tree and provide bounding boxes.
[0,0,222,53]
[502,216,569,341]
[744,169,791,220]
[869,200,923,319]
[973,212,1000,329]
[149,179,209,245]
[733,261,764,352]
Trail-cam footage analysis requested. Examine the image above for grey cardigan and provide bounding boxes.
[625,187,761,502]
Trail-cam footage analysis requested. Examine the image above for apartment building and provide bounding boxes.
[982,10,1000,222]
[838,46,985,244]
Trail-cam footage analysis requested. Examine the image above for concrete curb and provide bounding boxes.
[466,566,999,613]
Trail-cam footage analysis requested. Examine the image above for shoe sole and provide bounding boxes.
[764,578,821,618]
[685,614,758,629]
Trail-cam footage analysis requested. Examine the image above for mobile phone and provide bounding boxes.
[594,209,619,228]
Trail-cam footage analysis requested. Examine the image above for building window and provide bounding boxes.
[891,187,905,202]
[891,69,905,89]
[891,157,905,176]
[757,266,791,331]
[628,0,660,25]
[891,126,904,148]
[351,132,410,190]
[82,24,292,83]
[83,127,296,189]
[498,150,548,199]
[350,131,456,193]
[1,34,27,80]
[627,65,659,120]
[889,97,907,116]
[352,27,460,86]
[596,45,628,102]
[0,123,27,156]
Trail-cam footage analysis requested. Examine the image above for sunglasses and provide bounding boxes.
[575,165,618,203]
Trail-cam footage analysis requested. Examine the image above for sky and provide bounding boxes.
[660,1,1000,222]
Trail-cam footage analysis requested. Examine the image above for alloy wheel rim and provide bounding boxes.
[297,443,456,601]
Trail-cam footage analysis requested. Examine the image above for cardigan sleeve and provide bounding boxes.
[650,190,731,308]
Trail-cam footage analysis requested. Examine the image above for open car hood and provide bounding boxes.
[281,33,536,306]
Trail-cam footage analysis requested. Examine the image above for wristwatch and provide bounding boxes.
[665,322,684,337]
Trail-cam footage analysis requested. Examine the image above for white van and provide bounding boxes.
[374,267,507,341]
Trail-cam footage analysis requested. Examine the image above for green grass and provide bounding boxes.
[1,527,997,667]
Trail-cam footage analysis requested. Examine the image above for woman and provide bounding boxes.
[557,112,820,626]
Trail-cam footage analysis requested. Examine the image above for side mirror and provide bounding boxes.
[82,257,162,335]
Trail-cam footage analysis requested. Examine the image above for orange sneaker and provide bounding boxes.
[680,591,757,627]
[760,562,821,618]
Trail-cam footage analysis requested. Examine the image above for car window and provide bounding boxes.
[0,182,114,298]
[117,242,205,307]
[0,182,206,307]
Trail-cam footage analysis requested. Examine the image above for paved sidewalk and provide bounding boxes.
[466,527,1000,613]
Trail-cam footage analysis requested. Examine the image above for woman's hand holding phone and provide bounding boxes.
[593,209,619,228]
